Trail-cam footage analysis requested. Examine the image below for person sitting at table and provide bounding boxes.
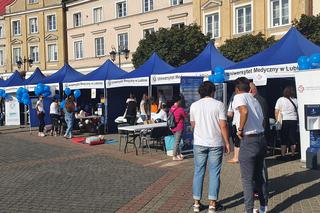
[153,103,168,122]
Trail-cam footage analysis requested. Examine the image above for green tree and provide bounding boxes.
[218,33,276,62]
[293,14,320,46]
[132,24,211,68]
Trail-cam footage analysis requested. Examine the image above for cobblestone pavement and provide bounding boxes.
[0,128,319,213]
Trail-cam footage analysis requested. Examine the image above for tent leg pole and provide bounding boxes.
[104,82,107,134]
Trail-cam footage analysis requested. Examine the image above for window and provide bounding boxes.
[73,41,83,60]
[73,13,82,27]
[95,37,105,57]
[29,46,39,63]
[235,5,252,34]
[171,0,183,6]
[0,50,4,66]
[29,18,38,34]
[116,1,127,18]
[205,13,219,38]
[12,20,21,36]
[143,28,154,38]
[47,15,56,31]
[144,0,153,12]
[93,7,103,23]
[270,0,289,27]
[0,26,3,38]
[171,22,185,29]
[48,44,58,62]
[118,33,128,51]
[29,0,38,3]
[12,47,21,64]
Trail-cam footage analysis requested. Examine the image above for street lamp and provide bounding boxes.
[16,57,34,79]
[109,46,130,68]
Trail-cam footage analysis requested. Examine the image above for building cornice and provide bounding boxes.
[91,29,106,35]
[139,19,158,26]
[167,13,188,20]
[71,33,85,38]
[114,24,131,31]
[4,4,62,17]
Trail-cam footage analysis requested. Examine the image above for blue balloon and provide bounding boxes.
[35,84,44,96]
[0,89,4,97]
[74,89,81,99]
[16,87,24,96]
[214,66,225,74]
[23,98,30,105]
[64,88,71,96]
[60,100,66,109]
[214,73,225,83]
[297,56,308,66]
[310,53,320,67]
[43,91,51,98]
[22,93,30,100]
[208,75,215,83]
[4,93,11,101]
[35,87,41,96]
[43,85,50,92]
[299,64,311,71]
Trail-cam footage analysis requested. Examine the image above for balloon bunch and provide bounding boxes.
[16,87,30,105]
[64,87,81,99]
[0,89,10,101]
[35,83,51,97]
[208,66,225,83]
[298,53,320,70]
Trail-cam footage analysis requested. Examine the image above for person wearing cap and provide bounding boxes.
[169,94,187,161]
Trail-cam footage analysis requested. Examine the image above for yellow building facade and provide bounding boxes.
[0,0,66,76]
[193,0,313,46]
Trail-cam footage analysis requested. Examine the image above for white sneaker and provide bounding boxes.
[38,132,41,136]
[40,133,46,137]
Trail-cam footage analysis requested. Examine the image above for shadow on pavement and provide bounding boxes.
[221,164,320,212]
[268,169,320,213]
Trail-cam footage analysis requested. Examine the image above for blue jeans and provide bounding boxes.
[193,145,223,201]
[64,112,74,137]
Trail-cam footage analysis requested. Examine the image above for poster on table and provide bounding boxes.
[295,69,320,162]
[180,77,204,154]
[5,96,20,125]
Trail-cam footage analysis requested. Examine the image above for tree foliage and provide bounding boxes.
[132,24,211,68]
[293,14,320,46]
[218,33,276,62]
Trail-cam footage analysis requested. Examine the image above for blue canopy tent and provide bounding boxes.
[0,78,5,88]
[2,70,24,93]
[151,41,234,85]
[225,27,320,80]
[108,52,174,88]
[63,60,128,133]
[24,67,46,91]
[41,64,83,89]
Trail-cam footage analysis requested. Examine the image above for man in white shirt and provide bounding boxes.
[190,81,230,213]
[233,77,268,213]
[36,95,46,137]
